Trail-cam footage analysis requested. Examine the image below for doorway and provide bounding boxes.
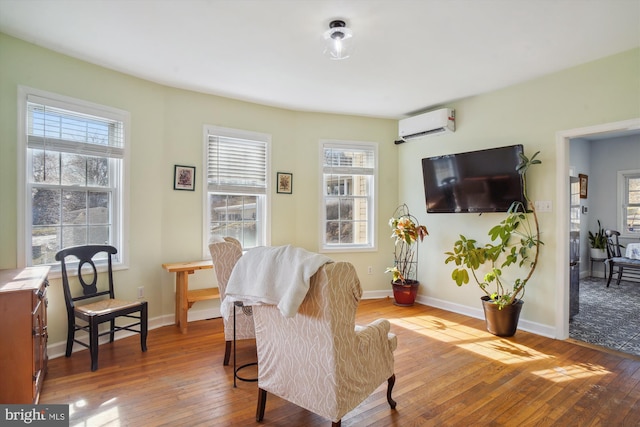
[556,118,640,353]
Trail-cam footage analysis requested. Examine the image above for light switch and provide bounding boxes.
[534,200,552,212]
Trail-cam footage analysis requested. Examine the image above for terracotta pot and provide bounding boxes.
[480,296,524,337]
[391,280,419,306]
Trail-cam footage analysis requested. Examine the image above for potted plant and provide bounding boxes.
[385,204,429,306]
[588,220,607,259]
[444,151,542,336]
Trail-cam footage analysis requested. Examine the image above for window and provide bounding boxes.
[204,125,269,254]
[18,87,129,267]
[618,169,640,236]
[320,140,377,252]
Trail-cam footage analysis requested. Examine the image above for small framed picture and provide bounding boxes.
[579,173,588,199]
[277,172,293,194]
[174,165,196,191]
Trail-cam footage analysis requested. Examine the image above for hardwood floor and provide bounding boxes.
[40,298,640,426]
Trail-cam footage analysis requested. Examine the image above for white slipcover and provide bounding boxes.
[253,261,397,424]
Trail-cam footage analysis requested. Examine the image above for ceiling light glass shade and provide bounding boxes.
[323,20,353,60]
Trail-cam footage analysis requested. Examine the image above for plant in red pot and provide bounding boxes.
[386,204,428,306]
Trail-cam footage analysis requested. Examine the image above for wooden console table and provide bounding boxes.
[162,260,219,334]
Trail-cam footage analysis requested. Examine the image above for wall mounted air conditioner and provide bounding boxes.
[396,108,455,144]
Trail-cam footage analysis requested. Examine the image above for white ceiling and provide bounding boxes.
[1,0,638,119]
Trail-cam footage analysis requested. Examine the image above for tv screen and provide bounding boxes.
[421,144,526,213]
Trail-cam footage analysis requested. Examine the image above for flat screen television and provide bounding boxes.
[421,144,526,213]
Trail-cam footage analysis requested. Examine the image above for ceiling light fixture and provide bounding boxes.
[323,20,353,60]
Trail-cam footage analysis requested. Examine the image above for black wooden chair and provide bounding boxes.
[604,230,640,287]
[55,245,148,371]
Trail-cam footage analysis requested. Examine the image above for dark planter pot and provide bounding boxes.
[392,280,419,306]
[480,296,524,337]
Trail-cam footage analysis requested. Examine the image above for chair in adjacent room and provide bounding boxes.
[55,245,148,371]
[251,261,397,427]
[208,237,254,366]
[604,229,640,287]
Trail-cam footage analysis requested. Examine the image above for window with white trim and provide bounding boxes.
[19,88,128,267]
[618,169,640,236]
[320,140,376,251]
[204,125,269,254]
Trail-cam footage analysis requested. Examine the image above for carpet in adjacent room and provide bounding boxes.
[570,277,640,358]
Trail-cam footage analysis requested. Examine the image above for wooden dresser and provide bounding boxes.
[0,266,50,404]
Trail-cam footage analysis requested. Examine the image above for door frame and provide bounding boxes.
[554,118,640,339]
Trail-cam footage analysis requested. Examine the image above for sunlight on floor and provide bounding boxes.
[457,340,551,364]
[531,363,611,382]
[390,315,488,343]
[391,314,615,381]
[70,397,120,427]
[391,315,552,364]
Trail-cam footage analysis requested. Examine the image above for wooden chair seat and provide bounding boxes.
[75,299,144,316]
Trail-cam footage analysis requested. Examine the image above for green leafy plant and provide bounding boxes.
[444,150,542,309]
[385,204,428,284]
[588,220,606,250]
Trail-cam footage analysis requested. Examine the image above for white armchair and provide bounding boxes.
[208,237,254,365]
[252,261,397,426]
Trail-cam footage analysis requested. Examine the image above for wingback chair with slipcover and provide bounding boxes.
[252,261,397,426]
[208,237,254,365]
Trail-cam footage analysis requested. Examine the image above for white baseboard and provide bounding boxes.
[48,294,556,359]
[47,307,222,360]
[361,290,393,300]
[361,290,556,339]
[420,295,556,338]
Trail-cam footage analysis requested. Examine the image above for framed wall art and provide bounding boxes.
[579,173,588,199]
[174,165,196,191]
[277,172,292,194]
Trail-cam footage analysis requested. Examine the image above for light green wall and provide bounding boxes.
[1,32,638,344]
[0,33,398,344]
[398,47,640,328]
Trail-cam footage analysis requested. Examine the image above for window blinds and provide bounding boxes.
[323,143,375,176]
[26,95,124,159]
[207,135,267,194]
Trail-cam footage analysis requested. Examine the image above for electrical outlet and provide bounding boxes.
[367,266,373,275]
[137,286,144,299]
